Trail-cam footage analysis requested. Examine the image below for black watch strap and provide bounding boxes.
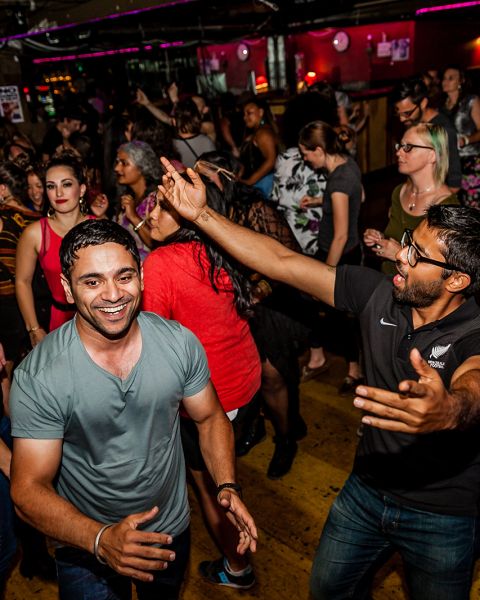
[216,482,242,497]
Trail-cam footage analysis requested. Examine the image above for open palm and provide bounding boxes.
[160,157,207,222]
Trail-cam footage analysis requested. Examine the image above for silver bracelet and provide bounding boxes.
[94,523,113,565]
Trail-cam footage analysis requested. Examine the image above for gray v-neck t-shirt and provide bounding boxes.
[11,311,210,536]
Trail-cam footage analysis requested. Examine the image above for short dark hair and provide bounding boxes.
[60,219,141,282]
[392,77,428,106]
[426,204,480,295]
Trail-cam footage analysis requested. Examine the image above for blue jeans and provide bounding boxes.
[0,416,16,594]
[310,473,477,600]
[55,526,190,600]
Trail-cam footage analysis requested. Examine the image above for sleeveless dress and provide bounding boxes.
[38,217,88,330]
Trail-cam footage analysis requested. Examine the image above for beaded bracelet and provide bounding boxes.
[28,325,41,333]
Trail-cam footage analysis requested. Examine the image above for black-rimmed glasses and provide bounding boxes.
[400,229,462,272]
[394,104,420,119]
[395,142,434,153]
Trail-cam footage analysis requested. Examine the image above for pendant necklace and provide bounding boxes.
[408,184,434,211]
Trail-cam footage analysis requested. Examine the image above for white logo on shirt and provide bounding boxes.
[429,344,451,359]
[427,343,451,370]
[380,318,397,327]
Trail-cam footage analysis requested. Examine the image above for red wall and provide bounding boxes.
[197,39,267,91]
[200,18,480,91]
[287,21,416,85]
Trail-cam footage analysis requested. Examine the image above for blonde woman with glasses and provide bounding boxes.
[364,122,459,275]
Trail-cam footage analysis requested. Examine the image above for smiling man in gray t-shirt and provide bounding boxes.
[10,219,257,600]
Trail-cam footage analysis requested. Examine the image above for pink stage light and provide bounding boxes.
[0,0,197,43]
[416,1,480,15]
[33,46,140,64]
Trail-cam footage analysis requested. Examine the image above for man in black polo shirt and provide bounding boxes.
[160,158,480,600]
[392,77,461,192]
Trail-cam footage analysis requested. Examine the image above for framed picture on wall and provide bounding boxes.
[391,38,410,62]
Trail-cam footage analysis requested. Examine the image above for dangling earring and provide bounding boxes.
[79,195,87,215]
[47,206,55,218]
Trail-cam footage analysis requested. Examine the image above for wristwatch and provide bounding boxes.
[216,482,242,497]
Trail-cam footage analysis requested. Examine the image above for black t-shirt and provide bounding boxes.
[317,157,362,255]
[335,265,480,516]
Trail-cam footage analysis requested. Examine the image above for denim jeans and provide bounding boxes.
[0,416,16,594]
[55,526,190,600]
[310,473,477,600]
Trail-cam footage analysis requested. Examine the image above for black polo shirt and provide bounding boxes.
[335,265,480,516]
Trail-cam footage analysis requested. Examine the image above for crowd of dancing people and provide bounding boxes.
[1,63,480,600]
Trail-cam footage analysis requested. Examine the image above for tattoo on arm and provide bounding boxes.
[199,211,210,222]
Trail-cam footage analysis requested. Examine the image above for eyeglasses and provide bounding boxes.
[395,104,420,119]
[400,229,462,272]
[395,142,434,153]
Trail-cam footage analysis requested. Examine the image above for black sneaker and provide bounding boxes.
[235,416,266,457]
[267,437,298,480]
[199,557,256,590]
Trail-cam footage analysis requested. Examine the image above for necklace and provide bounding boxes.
[408,184,435,211]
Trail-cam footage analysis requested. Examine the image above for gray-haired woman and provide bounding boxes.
[114,140,163,260]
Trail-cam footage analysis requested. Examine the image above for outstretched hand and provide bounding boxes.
[159,157,208,222]
[353,348,456,433]
[217,490,258,555]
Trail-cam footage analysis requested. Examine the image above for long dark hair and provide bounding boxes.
[160,173,253,317]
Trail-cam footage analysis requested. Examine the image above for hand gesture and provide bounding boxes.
[373,237,400,261]
[217,489,258,554]
[90,193,109,218]
[97,506,175,582]
[300,195,323,209]
[159,158,207,222]
[136,89,150,107]
[363,228,383,247]
[353,348,455,433]
[120,194,137,222]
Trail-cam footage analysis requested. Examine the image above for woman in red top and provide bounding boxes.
[16,152,105,345]
[142,181,261,589]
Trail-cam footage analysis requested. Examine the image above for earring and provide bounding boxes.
[47,207,55,218]
[79,196,87,215]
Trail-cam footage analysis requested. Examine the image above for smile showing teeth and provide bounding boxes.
[98,303,127,314]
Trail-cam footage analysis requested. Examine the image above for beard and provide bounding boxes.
[393,276,444,308]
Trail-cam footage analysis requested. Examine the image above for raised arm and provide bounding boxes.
[11,437,178,581]
[159,157,337,306]
[182,381,258,554]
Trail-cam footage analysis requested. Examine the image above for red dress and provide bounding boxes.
[142,241,261,413]
[38,218,76,330]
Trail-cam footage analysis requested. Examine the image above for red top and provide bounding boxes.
[142,241,261,413]
[38,217,88,331]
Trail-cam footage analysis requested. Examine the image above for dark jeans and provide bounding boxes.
[310,474,477,600]
[55,526,190,600]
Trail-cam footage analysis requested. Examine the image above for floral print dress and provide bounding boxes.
[271,147,326,255]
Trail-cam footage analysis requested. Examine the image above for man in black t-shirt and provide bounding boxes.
[162,159,480,600]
